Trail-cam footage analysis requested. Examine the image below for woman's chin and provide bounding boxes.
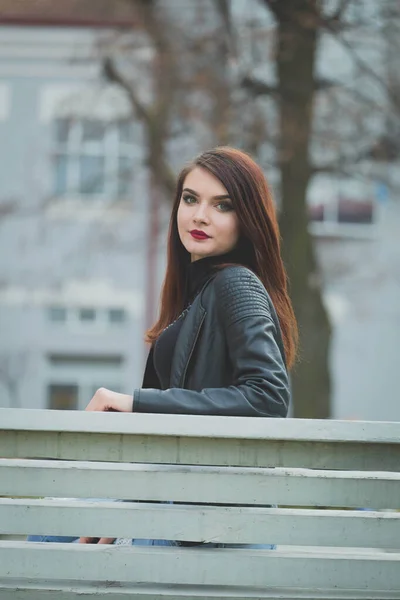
[185,240,213,257]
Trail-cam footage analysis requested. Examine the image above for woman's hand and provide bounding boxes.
[85,388,133,412]
[79,536,116,545]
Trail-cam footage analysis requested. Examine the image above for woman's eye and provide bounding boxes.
[182,194,197,204]
[216,202,234,212]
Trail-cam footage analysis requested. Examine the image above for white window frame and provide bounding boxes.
[45,305,129,333]
[39,83,141,205]
[0,83,11,121]
[307,174,382,240]
[308,198,379,240]
[53,118,136,201]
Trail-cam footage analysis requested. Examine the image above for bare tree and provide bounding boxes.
[269,0,331,417]
[0,351,29,409]
[73,0,398,417]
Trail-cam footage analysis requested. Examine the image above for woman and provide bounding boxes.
[30,146,297,546]
[87,146,297,417]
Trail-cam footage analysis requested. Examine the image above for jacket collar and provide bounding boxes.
[185,247,244,306]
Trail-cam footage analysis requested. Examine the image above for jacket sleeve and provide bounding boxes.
[133,268,290,417]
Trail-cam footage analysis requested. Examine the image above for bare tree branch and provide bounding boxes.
[213,0,237,57]
[101,0,178,198]
[242,73,336,97]
[241,75,277,97]
[323,19,400,115]
[102,57,149,124]
[321,0,354,32]
[0,351,29,409]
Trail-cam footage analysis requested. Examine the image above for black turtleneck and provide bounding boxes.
[143,248,247,391]
[184,246,245,306]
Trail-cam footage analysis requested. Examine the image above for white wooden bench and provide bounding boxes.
[0,408,400,599]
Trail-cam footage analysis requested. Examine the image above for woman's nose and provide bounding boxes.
[193,203,209,223]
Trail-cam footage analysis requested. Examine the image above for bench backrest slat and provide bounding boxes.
[1,459,399,509]
[1,409,400,471]
[1,542,400,592]
[2,498,399,549]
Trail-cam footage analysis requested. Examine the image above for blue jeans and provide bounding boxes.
[26,535,175,545]
[27,535,78,543]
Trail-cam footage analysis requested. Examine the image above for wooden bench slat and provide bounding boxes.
[2,409,400,442]
[1,581,400,600]
[1,459,399,509]
[2,409,400,472]
[1,429,399,471]
[2,582,400,600]
[0,542,400,591]
[1,498,399,549]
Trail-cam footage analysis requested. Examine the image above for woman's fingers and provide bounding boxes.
[85,388,109,411]
[78,536,115,544]
[85,388,133,412]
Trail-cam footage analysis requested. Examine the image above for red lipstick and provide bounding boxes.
[190,230,210,240]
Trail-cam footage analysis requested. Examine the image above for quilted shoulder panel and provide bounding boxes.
[214,266,272,327]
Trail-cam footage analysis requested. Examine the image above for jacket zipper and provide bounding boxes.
[180,310,206,387]
[153,306,191,386]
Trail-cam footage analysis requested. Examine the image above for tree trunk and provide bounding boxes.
[274,0,331,418]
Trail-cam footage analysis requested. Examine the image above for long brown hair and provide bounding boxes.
[146,146,298,369]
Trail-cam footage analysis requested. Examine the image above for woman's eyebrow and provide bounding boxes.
[183,187,231,200]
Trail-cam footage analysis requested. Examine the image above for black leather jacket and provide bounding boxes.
[133,266,289,417]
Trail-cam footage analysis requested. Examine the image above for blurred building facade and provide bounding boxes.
[0,3,399,419]
[0,15,151,410]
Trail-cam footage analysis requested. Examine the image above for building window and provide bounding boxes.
[45,305,130,329]
[48,383,78,410]
[309,198,374,226]
[47,306,67,323]
[53,117,135,199]
[308,196,377,239]
[108,308,126,324]
[48,354,123,367]
[306,173,381,239]
[79,307,96,322]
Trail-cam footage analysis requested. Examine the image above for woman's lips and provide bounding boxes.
[190,230,210,240]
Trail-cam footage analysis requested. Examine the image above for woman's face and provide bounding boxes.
[177,167,240,262]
